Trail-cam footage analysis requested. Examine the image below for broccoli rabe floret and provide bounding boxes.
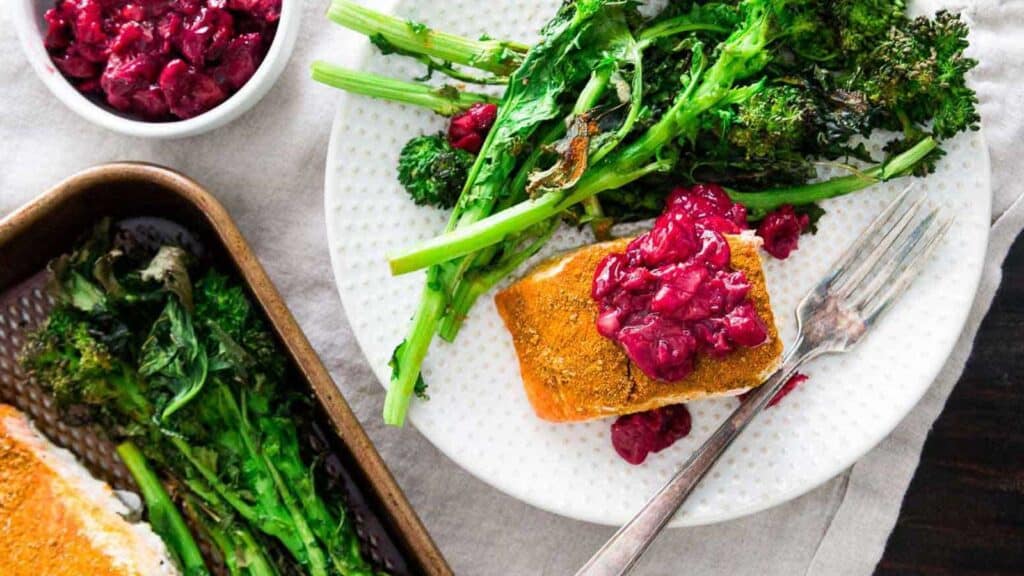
[726,86,817,159]
[396,134,474,209]
[849,11,979,138]
[832,0,907,57]
[21,308,151,419]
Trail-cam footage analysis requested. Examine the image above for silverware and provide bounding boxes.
[575,187,952,576]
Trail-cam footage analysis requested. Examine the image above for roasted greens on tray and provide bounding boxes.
[21,220,381,576]
[312,0,979,426]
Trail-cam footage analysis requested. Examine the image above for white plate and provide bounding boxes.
[324,0,991,527]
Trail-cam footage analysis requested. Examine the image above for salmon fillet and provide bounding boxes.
[0,404,179,576]
[495,234,783,422]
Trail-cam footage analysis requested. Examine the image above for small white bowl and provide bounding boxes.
[10,0,300,139]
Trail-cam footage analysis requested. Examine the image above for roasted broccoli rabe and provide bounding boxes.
[23,220,381,576]
[313,0,979,426]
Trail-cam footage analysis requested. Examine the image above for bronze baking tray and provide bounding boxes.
[0,162,451,576]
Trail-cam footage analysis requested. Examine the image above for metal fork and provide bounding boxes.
[575,187,953,576]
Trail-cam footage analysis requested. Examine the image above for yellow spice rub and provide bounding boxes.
[0,404,174,576]
[495,235,783,422]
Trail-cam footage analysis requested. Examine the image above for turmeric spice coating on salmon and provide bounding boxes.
[495,235,783,422]
[0,404,180,576]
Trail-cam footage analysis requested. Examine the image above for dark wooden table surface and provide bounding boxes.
[874,232,1024,576]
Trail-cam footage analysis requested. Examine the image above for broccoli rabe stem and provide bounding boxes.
[574,69,615,239]
[387,10,775,274]
[382,109,509,426]
[388,154,673,275]
[167,381,331,576]
[436,69,618,340]
[180,493,277,576]
[440,219,559,339]
[311,62,497,116]
[390,136,939,275]
[328,0,528,76]
[727,137,939,218]
[638,17,731,46]
[259,452,331,576]
[260,416,379,576]
[384,2,621,424]
[215,383,331,576]
[436,121,566,340]
[383,270,447,426]
[116,442,210,576]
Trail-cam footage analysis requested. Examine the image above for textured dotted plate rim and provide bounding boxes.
[324,0,992,527]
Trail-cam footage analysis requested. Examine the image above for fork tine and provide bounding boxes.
[821,186,918,288]
[831,188,926,298]
[861,212,953,326]
[823,186,916,284]
[848,208,940,311]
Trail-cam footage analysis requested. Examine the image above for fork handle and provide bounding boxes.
[574,342,814,576]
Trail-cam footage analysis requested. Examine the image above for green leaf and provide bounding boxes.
[140,298,209,421]
[389,341,429,400]
[406,19,429,35]
[796,203,827,234]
